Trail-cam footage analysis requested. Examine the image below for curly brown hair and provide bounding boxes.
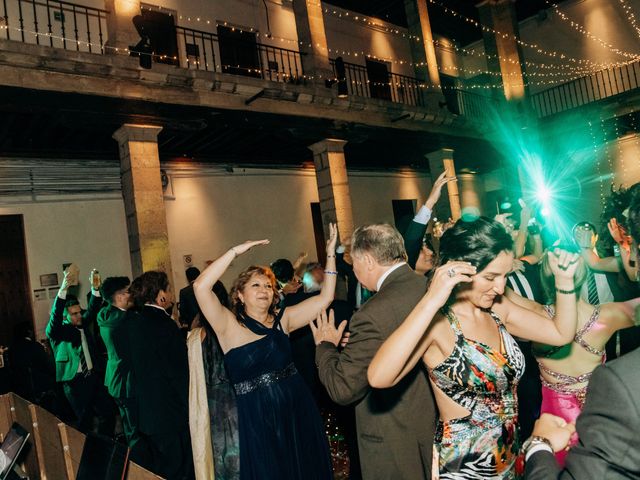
[230,266,279,318]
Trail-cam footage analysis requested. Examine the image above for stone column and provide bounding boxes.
[310,139,354,247]
[476,0,526,101]
[105,0,141,52]
[113,124,174,283]
[458,171,485,220]
[425,148,461,221]
[292,0,334,85]
[404,0,440,86]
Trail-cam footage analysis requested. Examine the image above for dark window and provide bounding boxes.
[136,10,179,66]
[217,25,261,78]
[366,59,391,101]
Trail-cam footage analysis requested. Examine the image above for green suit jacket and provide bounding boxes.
[46,294,103,383]
[97,304,137,399]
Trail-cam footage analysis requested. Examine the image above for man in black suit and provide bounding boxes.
[46,268,115,435]
[524,196,640,479]
[129,271,193,480]
[178,267,200,329]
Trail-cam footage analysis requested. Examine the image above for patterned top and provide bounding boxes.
[429,308,525,421]
[429,308,525,479]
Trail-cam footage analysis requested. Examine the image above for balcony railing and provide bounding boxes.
[1,0,107,53]
[175,26,305,84]
[531,59,640,117]
[331,59,426,107]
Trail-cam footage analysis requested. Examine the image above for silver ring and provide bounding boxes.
[447,267,456,278]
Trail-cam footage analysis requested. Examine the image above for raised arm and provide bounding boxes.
[599,296,640,332]
[282,223,338,333]
[502,248,579,345]
[367,261,476,388]
[514,199,531,259]
[46,270,72,341]
[193,239,269,337]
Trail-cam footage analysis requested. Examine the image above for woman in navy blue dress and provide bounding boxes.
[194,225,340,480]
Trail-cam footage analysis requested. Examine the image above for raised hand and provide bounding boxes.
[548,248,581,281]
[231,239,270,256]
[90,269,101,290]
[310,309,347,347]
[519,198,532,224]
[608,218,631,249]
[425,171,457,210]
[424,261,476,308]
[326,223,338,255]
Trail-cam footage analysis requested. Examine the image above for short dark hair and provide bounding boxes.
[270,259,294,283]
[101,276,131,303]
[129,271,169,307]
[185,267,201,283]
[438,217,514,272]
[629,194,640,244]
[64,295,80,311]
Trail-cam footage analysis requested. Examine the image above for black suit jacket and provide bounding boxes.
[178,284,199,327]
[525,347,640,479]
[317,264,436,480]
[129,305,189,435]
[403,219,427,270]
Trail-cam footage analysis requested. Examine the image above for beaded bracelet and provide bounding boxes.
[324,270,338,275]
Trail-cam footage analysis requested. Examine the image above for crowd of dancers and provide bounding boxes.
[31,174,640,479]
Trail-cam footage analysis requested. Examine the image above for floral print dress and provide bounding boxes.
[429,308,525,479]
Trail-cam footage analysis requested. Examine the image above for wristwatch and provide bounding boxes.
[521,435,553,459]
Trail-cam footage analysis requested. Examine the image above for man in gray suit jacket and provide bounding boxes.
[524,346,640,479]
[313,224,436,480]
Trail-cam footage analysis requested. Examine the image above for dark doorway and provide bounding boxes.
[366,59,392,101]
[0,215,33,346]
[135,9,179,66]
[217,25,262,78]
[310,203,327,265]
[392,199,416,235]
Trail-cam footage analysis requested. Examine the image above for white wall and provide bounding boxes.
[163,165,430,291]
[0,194,132,338]
[0,163,430,337]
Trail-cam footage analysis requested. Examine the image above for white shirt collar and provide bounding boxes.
[144,303,171,316]
[376,262,406,292]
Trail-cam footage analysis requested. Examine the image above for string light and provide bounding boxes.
[427,0,637,70]
[543,0,639,59]
[588,120,606,208]
[618,0,640,40]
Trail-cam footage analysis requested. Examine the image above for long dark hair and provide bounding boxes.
[438,216,514,272]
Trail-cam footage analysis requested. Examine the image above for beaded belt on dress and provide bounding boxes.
[233,362,298,395]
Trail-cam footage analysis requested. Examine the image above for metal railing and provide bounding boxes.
[452,89,499,118]
[331,59,426,107]
[531,59,640,117]
[0,0,107,53]
[176,25,306,84]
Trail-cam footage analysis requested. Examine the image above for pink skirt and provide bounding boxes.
[540,385,582,466]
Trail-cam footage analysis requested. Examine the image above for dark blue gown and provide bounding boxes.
[224,310,333,480]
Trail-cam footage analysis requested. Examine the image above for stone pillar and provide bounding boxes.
[476,0,526,102]
[426,148,461,221]
[105,0,141,52]
[458,171,485,220]
[404,0,440,86]
[113,124,174,283]
[292,0,334,85]
[310,139,355,247]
